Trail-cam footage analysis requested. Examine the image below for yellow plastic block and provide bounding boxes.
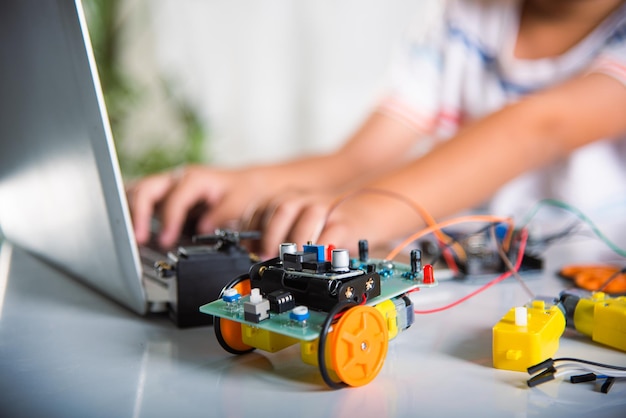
[300,339,319,367]
[300,337,335,368]
[575,292,626,352]
[241,324,298,353]
[375,299,399,340]
[300,339,342,381]
[492,300,566,372]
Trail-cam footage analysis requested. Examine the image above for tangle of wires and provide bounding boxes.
[325,191,626,311]
[524,219,586,253]
[527,357,626,394]
[430,199,626,283]
[418,223,543,281]
[325,188,528,311]
[520,199,626,259]
[522,199,626,294]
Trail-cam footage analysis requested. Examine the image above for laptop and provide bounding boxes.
[0,0,174,315]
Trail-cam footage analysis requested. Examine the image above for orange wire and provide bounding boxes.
[325,187,467,267]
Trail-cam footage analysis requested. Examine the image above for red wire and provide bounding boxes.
[324,187,463,273]
[414,228,529,314]
[440,246,460,275]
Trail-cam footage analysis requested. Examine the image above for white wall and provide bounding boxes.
[119,0,439,167]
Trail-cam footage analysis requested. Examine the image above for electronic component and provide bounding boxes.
[267,290,296,314]
[421,226,543,281]
[200,240,438,388]
[249,245,382,312]
[492,299,566,372]
[559,291,626,352]
[494,291,626,375]
[374,295,415,340]
[289,306,310,324]
[243,289,270,323]
[154,229,259,328]
[526,357,626,394]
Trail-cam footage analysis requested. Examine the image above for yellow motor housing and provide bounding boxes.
[572,292,626,352]
[493,300,566,372]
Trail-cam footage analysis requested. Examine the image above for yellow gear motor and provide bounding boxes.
[560,291,626,352]
[492,299,566,372]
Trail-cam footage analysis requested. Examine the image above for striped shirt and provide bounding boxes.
[377,0,626,220]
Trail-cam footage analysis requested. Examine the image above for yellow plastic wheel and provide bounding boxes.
[330,305,388,387]
[215,277,255,354]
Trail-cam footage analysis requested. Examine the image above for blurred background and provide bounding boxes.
[83,0,439,180]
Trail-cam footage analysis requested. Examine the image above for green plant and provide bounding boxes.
[83,0,207,179]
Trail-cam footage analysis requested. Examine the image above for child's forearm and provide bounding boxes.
[241,112,420,193]
[362,73,626,238]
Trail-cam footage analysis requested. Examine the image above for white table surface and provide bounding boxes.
[0,238,624,418]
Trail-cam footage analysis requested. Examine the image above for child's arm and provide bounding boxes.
[259,72,626,255]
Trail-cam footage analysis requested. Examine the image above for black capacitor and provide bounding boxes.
[410,249,422,273]
[358,239,369,262]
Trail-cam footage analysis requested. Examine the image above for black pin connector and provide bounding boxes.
[527,367,556,388]
[600,377,615,394]
[527,358,554,375]
[570,373,597,384]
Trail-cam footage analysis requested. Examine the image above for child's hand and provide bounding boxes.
[126,165,265,248]
[251,188,412,258]
[248,189,340,257]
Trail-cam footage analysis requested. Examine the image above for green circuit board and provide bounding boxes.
[199,258,437,341]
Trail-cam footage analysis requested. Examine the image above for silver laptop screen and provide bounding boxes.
[0,0,147,314]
